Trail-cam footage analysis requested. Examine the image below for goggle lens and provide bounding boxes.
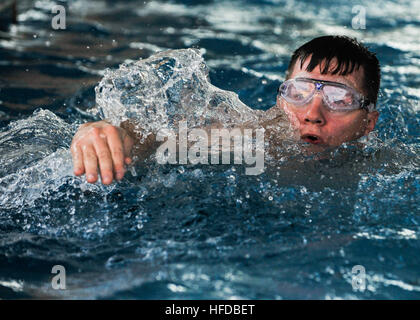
[323,85,359,110]
[279,78,369,111]
[291,81,313,102]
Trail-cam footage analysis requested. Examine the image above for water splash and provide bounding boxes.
[93,49,263,137]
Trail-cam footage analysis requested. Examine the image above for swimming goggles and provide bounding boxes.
[278,77,374,112]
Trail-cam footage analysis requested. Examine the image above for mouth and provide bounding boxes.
[301,134,324,145]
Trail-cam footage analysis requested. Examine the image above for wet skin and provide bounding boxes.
[70,57,379,184]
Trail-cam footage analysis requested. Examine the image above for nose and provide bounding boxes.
[303,95,326,126]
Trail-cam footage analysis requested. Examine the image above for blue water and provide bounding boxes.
[0,0,419,299]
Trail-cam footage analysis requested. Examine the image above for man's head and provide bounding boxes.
[277,35,380,147]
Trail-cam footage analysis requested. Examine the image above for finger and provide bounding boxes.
[105,126,126,181]
[82,145,99,183]
[93,134,114,185]
[71,144,85,176]
[123,134,134,165]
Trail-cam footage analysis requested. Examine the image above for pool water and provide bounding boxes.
[0,0,419,299]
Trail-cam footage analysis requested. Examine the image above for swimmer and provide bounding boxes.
[70,35,380,185]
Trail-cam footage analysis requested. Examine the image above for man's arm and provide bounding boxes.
[70,107,285,185]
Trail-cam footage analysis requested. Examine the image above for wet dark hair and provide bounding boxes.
[286,35,381,106]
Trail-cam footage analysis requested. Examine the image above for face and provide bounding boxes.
[277,57,379,147]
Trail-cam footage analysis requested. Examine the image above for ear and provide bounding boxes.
[364,110,379,135]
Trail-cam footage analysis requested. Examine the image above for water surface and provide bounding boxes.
[0,0,419,299]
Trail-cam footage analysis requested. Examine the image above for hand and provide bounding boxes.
[70,120,134,185]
